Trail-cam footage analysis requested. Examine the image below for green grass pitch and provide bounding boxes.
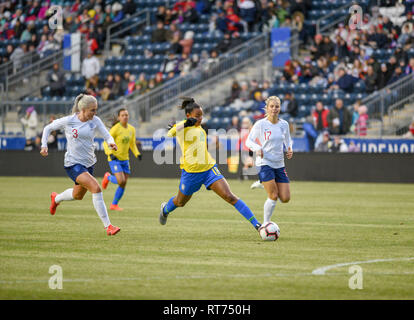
[0,176,413,299]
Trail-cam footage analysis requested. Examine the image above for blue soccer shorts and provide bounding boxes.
[258,165,290,183]
[109,159,131,175]
[64,164,94,184]
[179,165,224,196]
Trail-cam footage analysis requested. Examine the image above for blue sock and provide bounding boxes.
[112,186,125,205]
[163,196,177,215]
[234,199,261,229]
[108,175,118,184]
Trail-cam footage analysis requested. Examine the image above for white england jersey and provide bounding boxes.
[245,118,293,169]
[41,114,115,168]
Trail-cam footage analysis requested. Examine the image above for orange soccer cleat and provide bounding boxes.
[50,192,59,215]
[102,172,111,190]
[110,204,123,211]
[106,224,121,236]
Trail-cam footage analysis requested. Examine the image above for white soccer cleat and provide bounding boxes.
[159,202,168,225]
[250,180,264,189]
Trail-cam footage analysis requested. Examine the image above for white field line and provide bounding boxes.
[1,269,414,285]
[312,257,414,275]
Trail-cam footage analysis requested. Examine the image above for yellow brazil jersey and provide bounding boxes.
[103,122,140,161]
[168,120,216,173]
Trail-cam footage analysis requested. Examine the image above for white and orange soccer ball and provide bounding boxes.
[259,222,280,241]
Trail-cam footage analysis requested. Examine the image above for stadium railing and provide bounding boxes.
[360,73,414,137]
[0,37,88,101]
[104,8,152,55]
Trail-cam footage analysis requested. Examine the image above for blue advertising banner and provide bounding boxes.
[2,136,412,153]
[271,27,291,68]
[343,138,414,153]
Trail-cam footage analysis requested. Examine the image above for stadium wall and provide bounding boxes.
[1,151,414,183]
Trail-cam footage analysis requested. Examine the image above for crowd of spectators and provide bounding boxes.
[0,0,133,70]
[210,0,414,152]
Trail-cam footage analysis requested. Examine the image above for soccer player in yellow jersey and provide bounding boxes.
[159,97,262,233]
[102,108,141,211]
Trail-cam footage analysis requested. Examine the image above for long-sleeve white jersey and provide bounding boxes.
[245,118,293,169]
[41,114,115,168]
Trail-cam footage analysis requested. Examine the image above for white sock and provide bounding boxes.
[55,188,74,204]
[92,192,111,228]
[264,198,277,223]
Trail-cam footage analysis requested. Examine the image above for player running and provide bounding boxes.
[101,108,141,211]
[40,93,121,236]
[245,95,293,224]
[159,97,262,233]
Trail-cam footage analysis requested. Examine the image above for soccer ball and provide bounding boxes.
[259,222,280,241]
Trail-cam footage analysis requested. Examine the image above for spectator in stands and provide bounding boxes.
[99,74,115,101]
[126,74,136,95]
[376,63,390,90]
[330,68,356,93]
[123,0,136,17]
[398,23,412,47]
[227,115,240,131]
[170,32,183,54]
[183,1,199,23]
[48,63,66,97]
[334,35,349,60]
[164,8,177,25]
[161,52,179,74]
[20,106,38,149]
[205,49,220,72]
[81,51,101,89]
[388,66,404,85]
[364,65,378,93]
[235,0,259,32]
[112,73,124,97]
[111,2,124,23]
[10,43,25,72]
[315,131,330,152]
[405,57,414,75]
[215,10,229,34]
[178,53,193,75]
[230,80,241,103]
[403,117,414,138]
[152,20,169,43]
[329,135,349,153]
[180,30,194,55]
[312,101,330,134]
[327,98,352,135]
[280,92,298,118]
[136,73,148,94]
[154,72,164,87]
[230,31,243,49]
[355,105,369,136]
[226,7,244,33]
[216,32,232,53]
[156,6,167,23]
[310,34,324,60]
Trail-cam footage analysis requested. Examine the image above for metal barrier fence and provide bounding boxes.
[360,73,414,137]
[104,9,151,55]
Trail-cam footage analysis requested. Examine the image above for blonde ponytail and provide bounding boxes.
[72,94,97,114]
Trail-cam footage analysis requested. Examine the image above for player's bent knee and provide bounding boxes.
[269,193,278,201]
[280,196,290,203]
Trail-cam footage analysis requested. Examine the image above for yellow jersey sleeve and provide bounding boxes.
[129,125,140,158]
[103,125,118,156]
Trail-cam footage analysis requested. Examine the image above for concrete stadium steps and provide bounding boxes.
[364,103,414,137]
